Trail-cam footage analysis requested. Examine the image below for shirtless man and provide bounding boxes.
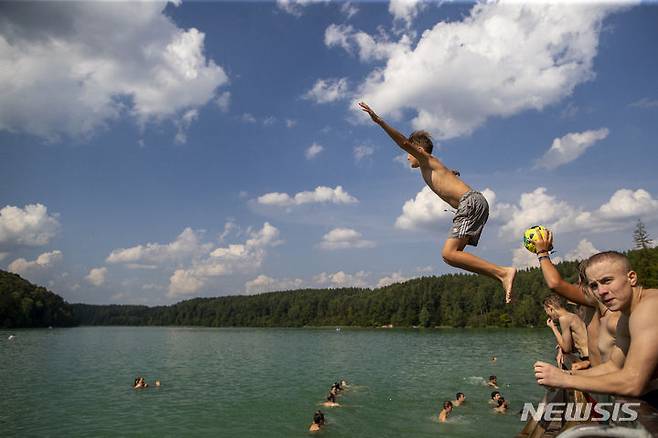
[309,410,325,432]
[452,392,465,406]
[359,102,516,303]
[322,393,340,407]
[534,230,620,366]
[534,251,658,407]
[487,375,499,389]
[494,397,509,413]
[543,295,589,369]
[489,391,502,406]
[438,401,453,423]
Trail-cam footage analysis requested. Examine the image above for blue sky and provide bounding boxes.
[1,0,657,305]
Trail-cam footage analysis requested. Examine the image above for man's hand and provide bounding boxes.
[534,361,568,388]
[535,229,554,254]
[546,318,556,328]
[358,102,381,124]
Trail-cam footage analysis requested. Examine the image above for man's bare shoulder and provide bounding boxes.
[630,290,658,328]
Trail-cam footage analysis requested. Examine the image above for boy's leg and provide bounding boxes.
[441,237,516,303]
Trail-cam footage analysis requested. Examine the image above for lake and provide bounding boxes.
[1,327,554,437]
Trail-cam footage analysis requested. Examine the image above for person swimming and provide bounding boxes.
[322,392,340,407]
[133,376,148,389]
[494,397,509,413]
[309,410,325,432]
[489,391,501,406]
[438,401,453,423]
[487,375,499,388]
[452,392,465,406]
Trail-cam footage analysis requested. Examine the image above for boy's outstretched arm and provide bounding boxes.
[358,102,426,161]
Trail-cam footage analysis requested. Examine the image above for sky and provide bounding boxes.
[1,0,657,306]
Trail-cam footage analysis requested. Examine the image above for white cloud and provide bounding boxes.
[305,142,324,160]
[285,119,297,128]
[377,272,409,288]
[498,187,658,241]
[276,0,321,17]
[0,2,228,142]
[303,78,349,104]
[244,274,304,294]
[168,223,282,297]
[8,250,63,275]
[389,0,426,28]
[341,2,359,19]
[241,113,257,123]
[355,2,625,140]
[0,204,60,248]
[86,267,107,287]
[394,186,456,230]
[629,97,658,109]
[215,91,231,112]
[257,185,358,207]
[537,128,609,170]
[354,145,374,162]
[325,24,412,62]
[174,109,199,144]
[107,227,211,265]
[565,239,599,262]
[318,227,375,250]
[313,270,370,288]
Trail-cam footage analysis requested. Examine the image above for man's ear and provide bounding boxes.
[628,270,638,287]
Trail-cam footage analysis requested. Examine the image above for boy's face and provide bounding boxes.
[407,153,420,168]
[586,260,636,311]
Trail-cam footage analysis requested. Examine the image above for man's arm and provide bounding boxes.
[358,102,428,162]
[556,316,573,354]
[571,346,624,377]
[535,230,592,306]
[535,298,658,396]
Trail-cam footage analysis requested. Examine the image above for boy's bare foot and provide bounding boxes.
[501,267,516,304]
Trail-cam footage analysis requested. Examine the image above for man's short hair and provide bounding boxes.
[456,392,464,399]
[409,130,433,154]
[489,375,496,380]
[543,294,564,309]
[586,251,631,276]
[491,391,500,399]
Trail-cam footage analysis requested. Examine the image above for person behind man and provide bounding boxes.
[534,251,658,407]
[487,375,498,389]
[489,391,502,406]
[543,295,589,369]
[534,230,620,367]
[322,392,340,407]
[309,410,325,432]
[452,392,465,406]
[494,397,509,413]
[358,102,516,303]
[438,401,453,423]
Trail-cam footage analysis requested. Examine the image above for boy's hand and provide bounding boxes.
[358,102,381,124]
[534,229,554,253]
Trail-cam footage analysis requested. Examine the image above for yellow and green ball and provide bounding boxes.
[523,225,549,254]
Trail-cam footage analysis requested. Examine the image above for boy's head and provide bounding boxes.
[456,392,465,402]
[488,375,497,382]
[443,400,453,412]
[491,391,501,400]
[585,251,636,311]
[407,130,433,168]
[543,294,564,318]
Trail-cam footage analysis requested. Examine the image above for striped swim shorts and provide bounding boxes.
[449,190,489,247]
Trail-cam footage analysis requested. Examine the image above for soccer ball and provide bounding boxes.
[523,225,549,254]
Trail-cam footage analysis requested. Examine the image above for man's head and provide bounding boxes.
[456,392,465,402]
[585,251,637,312]
[443,400,453,412]
[489,375,497,383]
[407,130,433,168]
[491,391,501,401]
[543,294,564,318]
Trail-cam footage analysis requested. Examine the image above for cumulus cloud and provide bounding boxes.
[498,187,658,241]
[341,2,359,19]
[389,0,426,28]
[215,91,231,113]
[245,274,304,294]
[168,223,282,297]
[256,185,358,207]
[354,145,374,162]
[355,2,624,140]
[325,24,412,62]
[0,2,228,142]
[8,250,63,275]
[0,204,60,248]
[305,142,324,160]
[107,227,211,265]
[377,272,409,288]
[629,97,658,109]
[537,128,609,170]
[565,239,599,262]
[86,267,107,287]
[276,0,322,17]
[318,228,375,250]
[174,109,199,145]
[303,78,350,104]
[313,270,370,288]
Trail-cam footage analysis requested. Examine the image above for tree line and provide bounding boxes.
[2,245,656,329]
[72,246,658,328]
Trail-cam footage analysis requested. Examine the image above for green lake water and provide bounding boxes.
[1,327,555,437]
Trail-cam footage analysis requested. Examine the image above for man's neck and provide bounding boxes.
[627,286,644,315]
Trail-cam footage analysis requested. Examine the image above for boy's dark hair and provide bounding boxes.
[443,400,453,409]
[586,251,631,275]
[491,391,500,399]
[409,130,433,154]
[456,392,464,399]
[489,375,496,380]
[543,294,564,309]
[313,411,325,425]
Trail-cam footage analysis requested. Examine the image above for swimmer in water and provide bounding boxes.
[438,401,453,423]
[452,392,465,406]
[487,375,498,389]
[489,391,501,406]
[494,397,509,413]
[491,356,497,363]
[322,393,340,407]
[309,410,325,432]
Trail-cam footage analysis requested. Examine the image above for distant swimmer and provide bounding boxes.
[489,391,501,406]
[487,375,498,389]
[438,401,453,423]
[309,410,325,432]
[133,376,148,389]
[452,392,465,406]
[494,397,509,413]
[8,335,15,341]
[155,380,161,387]
[340,379,349,389]
[322,393,340,407]
[491,356,497,363]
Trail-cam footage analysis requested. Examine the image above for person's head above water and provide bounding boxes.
[455,392,465,402]
[491,391,501,400]
[489,375,497,382]
[443,401,453,412]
